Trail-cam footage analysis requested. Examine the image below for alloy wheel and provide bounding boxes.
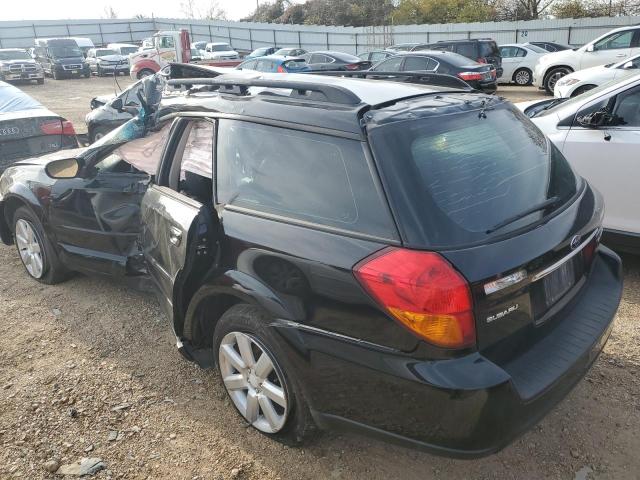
[515,70,531,85]
[547,71,566,92]
[15,219,44,279]
[218,331,289,433]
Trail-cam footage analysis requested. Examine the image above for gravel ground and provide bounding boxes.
[1,77,639,480]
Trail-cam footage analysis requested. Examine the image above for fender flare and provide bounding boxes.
[131,59,159,77]
[180,270,298,346]
[0,188,45,244]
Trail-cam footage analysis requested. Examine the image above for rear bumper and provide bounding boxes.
[271,247,622,458]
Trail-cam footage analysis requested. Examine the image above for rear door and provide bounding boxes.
[141,118,219,324]
[499,46,523,81]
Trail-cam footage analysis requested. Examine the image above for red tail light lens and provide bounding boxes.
[344,63,361,71]
[457,72,485,81]
[62,120,76,136]
[40,120,76,136]
[354,248,476,349]
[277,65,286,73]
[477,57,487,64]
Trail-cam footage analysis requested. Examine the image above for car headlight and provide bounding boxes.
[557,78,580,87]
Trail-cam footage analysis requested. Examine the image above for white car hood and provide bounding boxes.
[538,48,578,67]
[98,54,128,62]
[561,64,612,83]
[209,50,238,57]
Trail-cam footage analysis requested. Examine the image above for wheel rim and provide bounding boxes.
[15,219,44,279]
[515,70,530,85]
[218,331,289,433]
[548,71,566,91]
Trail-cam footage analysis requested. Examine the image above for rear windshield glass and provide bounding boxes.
[479,41,499,57]
[439,52,480,67]
[454,43,477,59]
[369,101,579,248]
[331,52,362,62]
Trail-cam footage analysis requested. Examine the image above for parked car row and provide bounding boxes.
[0,70,624,460]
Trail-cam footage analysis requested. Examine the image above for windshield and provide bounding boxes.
[0,50,30,61]
[49,46,83,58]
[525,43,548,54]
[211,44,232,52]
[369,100,579,247]
[96,49,117,57]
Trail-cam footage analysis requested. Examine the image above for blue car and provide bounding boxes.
[236,55,310,73]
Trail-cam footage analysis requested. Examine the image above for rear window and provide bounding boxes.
[479,41,499,57]
[369,101,579,248]
[453,43,477,59]
[217,120,396,239]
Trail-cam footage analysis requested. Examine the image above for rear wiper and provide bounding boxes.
[486,196,561,234]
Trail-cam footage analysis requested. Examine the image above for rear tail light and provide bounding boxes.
[354,248,476,349]
[457,72,485,81]
[62,120,76,136]
[277,65,286,73]
[40,120,76,136]
[583,228,602,266]
[344,63,362,71]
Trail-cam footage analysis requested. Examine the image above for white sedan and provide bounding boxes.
[554,53,640,98]
[517,73,640,253]
[498,43,549,85]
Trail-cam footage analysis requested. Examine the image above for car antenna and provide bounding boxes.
[113,59,124,95]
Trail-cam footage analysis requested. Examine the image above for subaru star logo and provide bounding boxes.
[570,235,582,250]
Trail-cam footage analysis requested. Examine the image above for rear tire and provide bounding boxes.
[37,78,44,85]
[513,68,532,86]
[136,68,154,79]
[544,67,571,94]
[90,126,111,143]
[213,304,315,444]
[12,206,70,284]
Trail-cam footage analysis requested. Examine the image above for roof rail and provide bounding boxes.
[309,71,473,91]
[166,77,363,105]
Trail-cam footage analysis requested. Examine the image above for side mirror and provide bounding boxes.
[577,109,619,128]
[111,97,123,111]
[586,44,595,52]
[45,158,80,179]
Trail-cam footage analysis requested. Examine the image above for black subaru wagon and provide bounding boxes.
[0,71,623,457]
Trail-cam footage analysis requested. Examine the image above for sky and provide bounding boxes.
[1,0,273,22]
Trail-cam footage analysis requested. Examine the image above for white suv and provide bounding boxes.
[533,25,640,93]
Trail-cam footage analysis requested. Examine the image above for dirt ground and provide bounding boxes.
[1,76,639,480]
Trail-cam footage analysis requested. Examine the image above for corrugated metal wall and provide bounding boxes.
[0,16,638,54]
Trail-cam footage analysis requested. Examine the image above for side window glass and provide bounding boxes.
[159,36,175,49]
[403,56,430,71]
[500,47,514,58]
[256,59,271,71]
[97,121,173,175]
[358,52,369,60]
[372,56,403,72]
[240,60,256,70]
[516,48,527,57]
[595,31,633,50]
[575,97,611,127]
[172,120,214,203]
[216,120,396,238]
[370,52,386,62]
[310,54,325,63]
[613,87,640,127]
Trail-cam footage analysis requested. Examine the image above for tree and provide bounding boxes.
[103,6,118,19]
[182,0,228,20]
[394,0,496,24]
